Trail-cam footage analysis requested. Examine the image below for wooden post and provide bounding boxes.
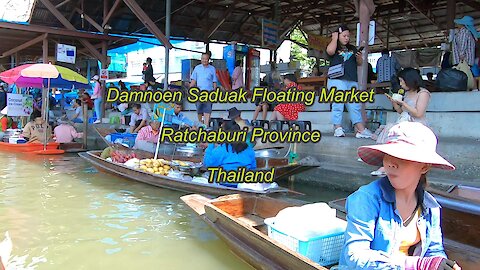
[446,0,456,31]
[82,102,88,149]
[101,41,107,121]
[386,10,390,49]
[43,38,48,63]
[357,0,374,92]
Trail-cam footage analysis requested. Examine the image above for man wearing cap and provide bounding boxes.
[189,52,218,126]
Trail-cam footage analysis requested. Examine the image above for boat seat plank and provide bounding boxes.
[237,214,265,227]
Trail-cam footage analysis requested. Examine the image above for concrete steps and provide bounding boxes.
[292,134,480,192]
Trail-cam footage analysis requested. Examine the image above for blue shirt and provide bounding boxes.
[340,177,446,269]
[191,64,218,91]
[171,112,194,127]
[204,144,256,187]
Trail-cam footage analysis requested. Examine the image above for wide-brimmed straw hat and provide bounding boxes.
[358,122,455,170]
[454,15,480,39]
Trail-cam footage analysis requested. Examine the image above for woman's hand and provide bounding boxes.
[331,31,338,40]
[356,51,363,61]
[438,259,461,270]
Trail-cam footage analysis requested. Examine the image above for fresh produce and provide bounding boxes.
[138,158,171,176]
[111,150,137,163]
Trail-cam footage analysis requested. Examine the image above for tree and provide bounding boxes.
[289,27,316,73]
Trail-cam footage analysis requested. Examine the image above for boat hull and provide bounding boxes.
[0,142,59,153]
[79,151,293,196]
[183,194,326,270]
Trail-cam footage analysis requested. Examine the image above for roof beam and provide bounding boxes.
[122,0,172,49]
[103,0,123,27]
[37,0,105,62]
[74,8,104,32]
[405,0,441,30]
[204,1,238,40]
[1,33,48,58]
[376,18,408,49]
[0,22,120,41]
[55,0,71,9]
[459,0,480,10]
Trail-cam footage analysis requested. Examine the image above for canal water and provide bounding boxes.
[0,152,349,269]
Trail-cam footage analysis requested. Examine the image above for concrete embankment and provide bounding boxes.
[294,134,480,193]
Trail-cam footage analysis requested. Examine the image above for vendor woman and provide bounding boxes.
[203,121,256,188]
[22,110,52,144]
[341,122,461,270]
[1,106,17,133]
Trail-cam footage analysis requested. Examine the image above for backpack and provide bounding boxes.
[435,68,467,92]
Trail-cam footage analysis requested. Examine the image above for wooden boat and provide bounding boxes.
[0,141,60,153]
[181,194,328,270]
[58,142,86,153]
[329,184,480,270]
[79,150,317,196]
[184,193,480,270]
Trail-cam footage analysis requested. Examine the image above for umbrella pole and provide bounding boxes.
[43,79,50,151]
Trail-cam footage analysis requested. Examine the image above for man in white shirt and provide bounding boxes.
[129,103,149,133]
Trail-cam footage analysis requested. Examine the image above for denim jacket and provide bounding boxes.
[340,177,446,269]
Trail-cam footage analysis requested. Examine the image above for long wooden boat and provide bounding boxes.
[183,193,480,270]
[79,150,317,196]
[0,142,60,153]
[181,194,328,270]
[329,184,480,270]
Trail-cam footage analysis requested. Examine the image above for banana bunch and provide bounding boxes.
[139,158,171,175]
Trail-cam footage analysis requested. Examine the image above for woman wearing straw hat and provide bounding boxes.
[341,122,461,270]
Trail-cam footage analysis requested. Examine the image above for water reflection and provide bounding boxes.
[0,152,253,270]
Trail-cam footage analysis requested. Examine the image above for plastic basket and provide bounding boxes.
[110,133,137,148]
[265,218,345,266]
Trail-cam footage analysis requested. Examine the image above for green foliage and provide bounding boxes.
[289,28,316,72]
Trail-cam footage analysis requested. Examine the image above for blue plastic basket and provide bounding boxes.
[110,133,137,148]
[264,218,345,266]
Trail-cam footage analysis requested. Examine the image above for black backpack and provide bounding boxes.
[436,68,468,92]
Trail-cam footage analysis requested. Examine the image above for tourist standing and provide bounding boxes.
[144,57,155,86]
[326,24,372,138]
[231,60,244,91]
[91,75,103,124]
[190,52,218,126]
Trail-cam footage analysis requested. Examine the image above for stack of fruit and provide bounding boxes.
[139,159,171,175]
[111,150,137,163]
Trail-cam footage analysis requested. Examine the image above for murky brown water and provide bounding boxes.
[0,151,348,269]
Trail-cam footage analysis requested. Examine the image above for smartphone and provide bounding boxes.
[357,46,365,52]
